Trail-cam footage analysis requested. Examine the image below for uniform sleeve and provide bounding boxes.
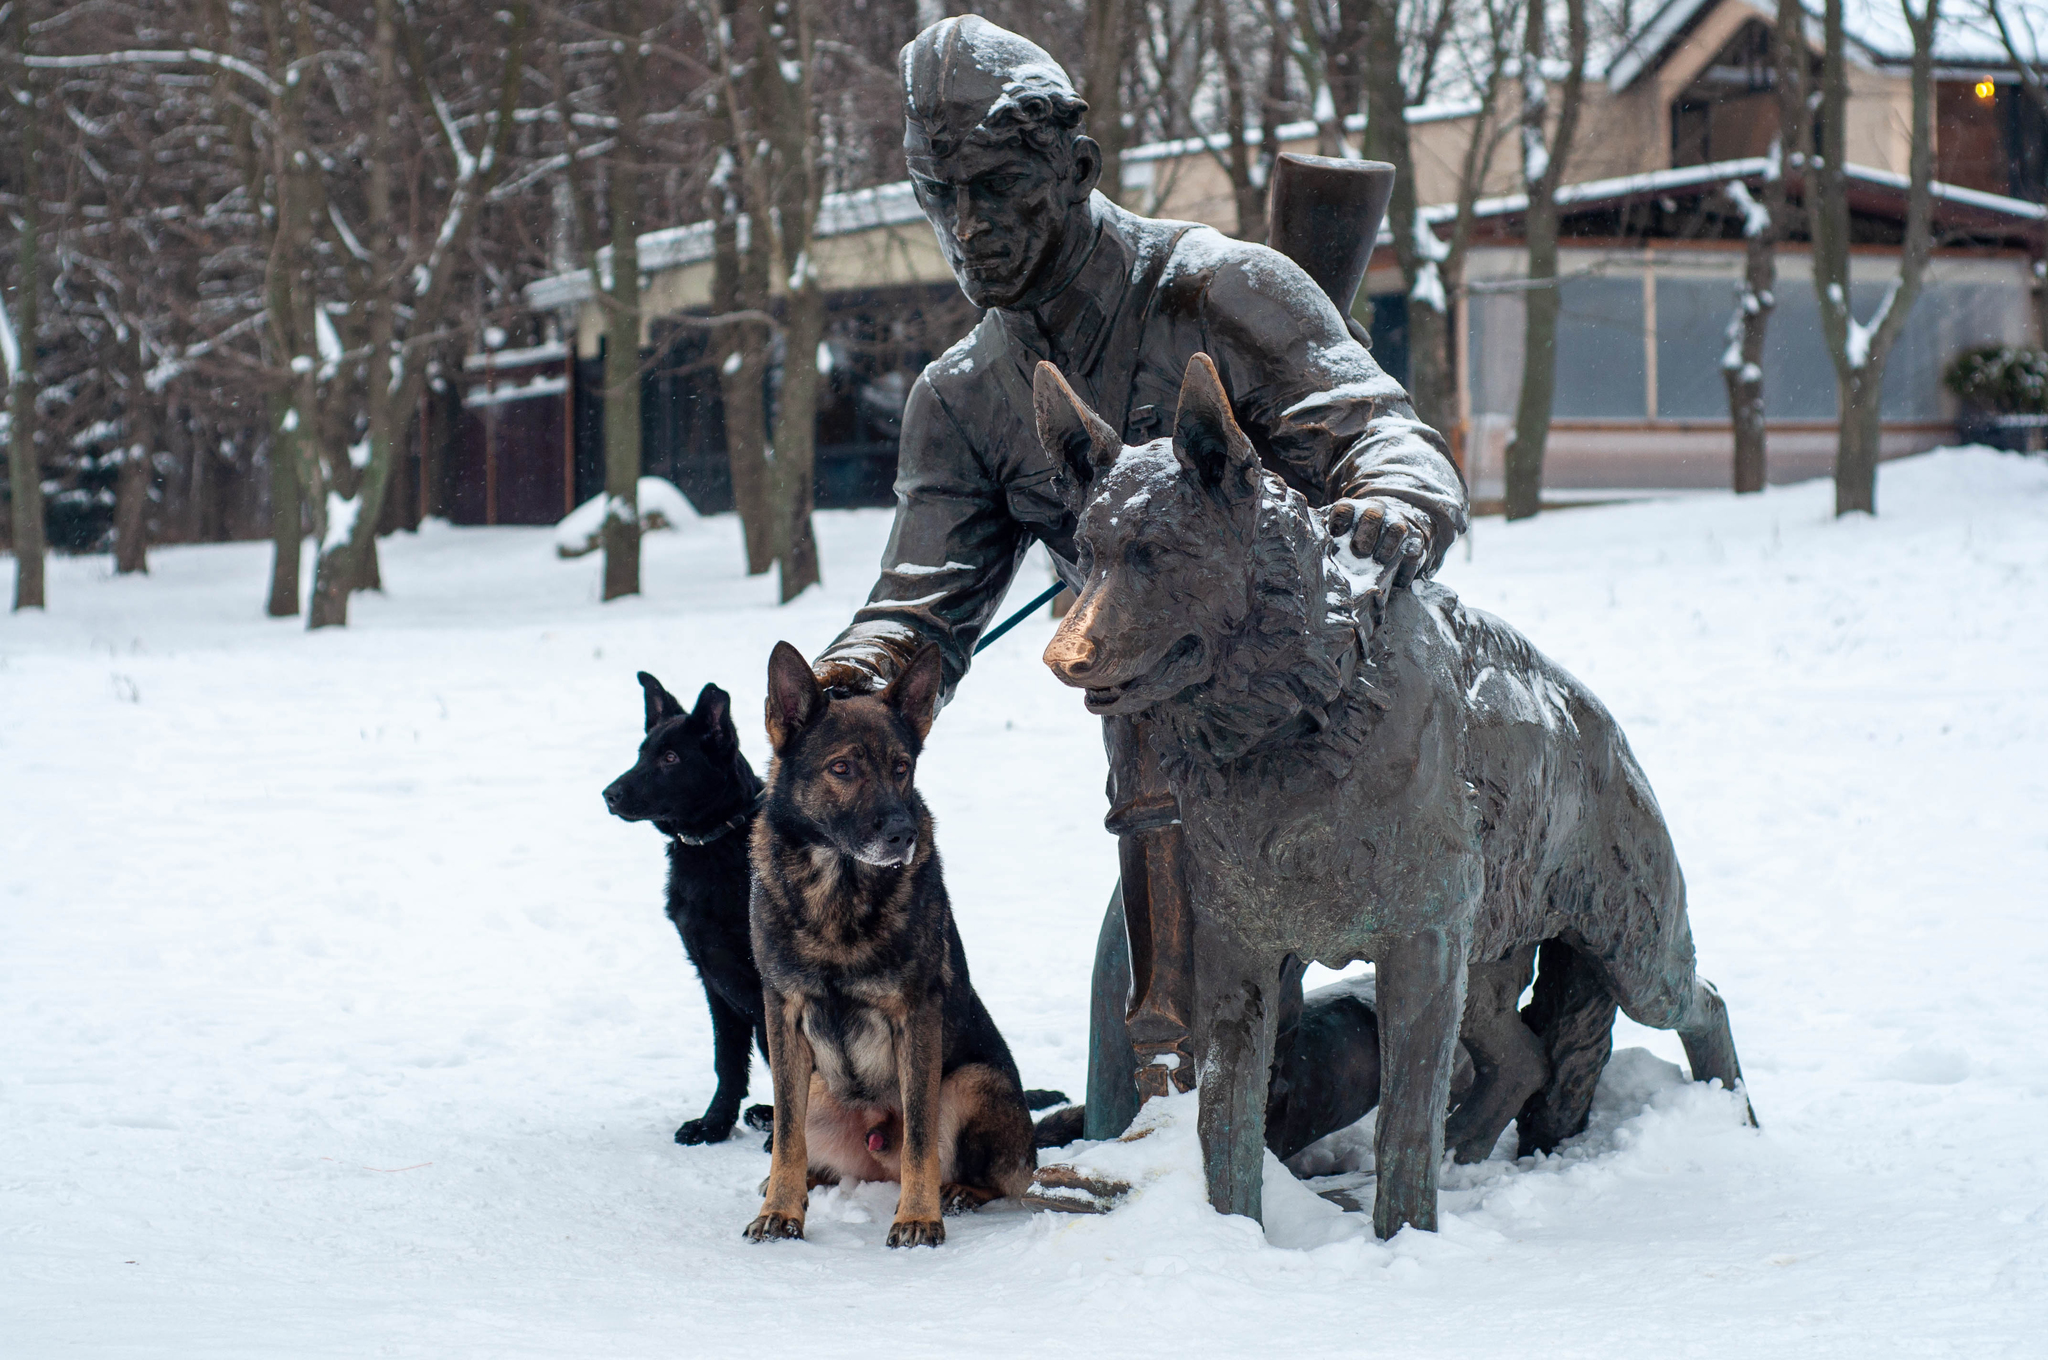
[812,373,1030,702]
[1197,243,1469,578]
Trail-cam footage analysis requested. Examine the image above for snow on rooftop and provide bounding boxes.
[1610,0,2048,92]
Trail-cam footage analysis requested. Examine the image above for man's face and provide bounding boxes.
[908,137,1088,310]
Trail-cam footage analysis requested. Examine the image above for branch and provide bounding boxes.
[23,49,283,99]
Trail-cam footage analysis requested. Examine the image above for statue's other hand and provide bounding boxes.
[812,658,884,700]
[1324,497,1431,588]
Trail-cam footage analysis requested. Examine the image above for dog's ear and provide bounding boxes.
[881,644,945,743]
[638,672,685,732]
[691,683,736,752]
[765,642,825,749]
[1034,361,1120,492]
[1172,352,1257,501]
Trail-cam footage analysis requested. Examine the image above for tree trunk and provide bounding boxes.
[600,0,647,603]
[7,15,46,611]
[1504,208,1561,520]
[1085,0,1129,206]
[741,0,824,603]
[705,105,775,576]
[267,392,305,616]
[114,444,151,575]
[1811,0,1936,518]
[774,283,824,602]
[1723,192,1774,494]
[1835,367,1882,515]
[1205,0,1264,240]
[1502,0,1589,521]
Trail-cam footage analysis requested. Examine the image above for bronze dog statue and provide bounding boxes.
[1035,352,1752,1240]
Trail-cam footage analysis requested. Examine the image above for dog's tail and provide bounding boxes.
[1031,1101,1086,1150]
[1022,1088,1070,1111]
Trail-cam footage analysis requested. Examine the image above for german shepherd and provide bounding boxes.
[743,642,1037,1248]
[602,673,772,1146]
[1036,353,1750,1239]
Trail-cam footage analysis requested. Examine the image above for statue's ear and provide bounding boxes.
[1034,361,1120,491]
[764,642,825,750]
[1172,352,1257,500]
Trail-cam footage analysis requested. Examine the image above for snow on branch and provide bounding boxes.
[25,50,284,99]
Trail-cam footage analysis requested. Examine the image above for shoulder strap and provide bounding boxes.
[1097,224,1193,441]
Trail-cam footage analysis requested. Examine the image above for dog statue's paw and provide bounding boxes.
[743,1104,774,1133]
[674,1117,736,1146]
[885,1217,945,1249]
[743,1212,805,1242]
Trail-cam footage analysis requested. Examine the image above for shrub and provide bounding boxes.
[1944,345,2048,414]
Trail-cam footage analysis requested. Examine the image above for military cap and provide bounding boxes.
[900,16,1086,158]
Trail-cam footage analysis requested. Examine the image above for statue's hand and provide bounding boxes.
[1324,497,1432,588]
[812,658,883,700]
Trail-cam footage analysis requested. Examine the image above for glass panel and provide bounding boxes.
[1467,287,1525,417]
[1761,284,1840,418]
[1656,276,1740,419]
[1553,275,1647,418]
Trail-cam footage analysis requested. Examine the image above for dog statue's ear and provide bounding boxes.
[638,671,685,732]
[692,683,736,750]
[765,642,825,749]
[882,644,945,743]
[1172,353,1257,499]
[1034,361,1120,492]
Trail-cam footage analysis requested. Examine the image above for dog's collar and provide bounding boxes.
[669,789,766,848]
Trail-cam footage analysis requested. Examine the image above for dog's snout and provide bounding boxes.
[603,781,623,811]
[1043,628,1097,680]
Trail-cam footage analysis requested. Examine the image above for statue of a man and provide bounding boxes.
[812,15,1469,1138]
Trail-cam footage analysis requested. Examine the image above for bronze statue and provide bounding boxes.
[1035,351,1754,1239]
[810,15,1467,1142]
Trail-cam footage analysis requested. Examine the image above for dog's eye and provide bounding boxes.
[829,759,852,777]
[660,750,680,766]
[893,759,910,777]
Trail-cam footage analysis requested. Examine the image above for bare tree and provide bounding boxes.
[3,1,47,610]
[1714,0,1809,497]
[1811,0,1937,516]
[1363,0,1517,436]
[1502,0,1589,521]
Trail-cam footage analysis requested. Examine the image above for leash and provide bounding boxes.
[972,555,1399,659]
[670,788,766,847]
[973,582,1066,655]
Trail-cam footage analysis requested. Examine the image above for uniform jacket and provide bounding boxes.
[816,194,1469,700]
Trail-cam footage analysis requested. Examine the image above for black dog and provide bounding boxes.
[603,673,771,1145]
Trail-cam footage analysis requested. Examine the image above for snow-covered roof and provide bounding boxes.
[524,180,927,311]
[1424,154,2047,224]
[1607,0,2048,93]
[1120,102,1484,167]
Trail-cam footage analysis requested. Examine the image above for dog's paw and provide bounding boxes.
[885,1217,945,1248]
[939,1183,998,1216]
[743,1212,805,1242]
[743,1104,774,1133]
[675,1117,736,1146]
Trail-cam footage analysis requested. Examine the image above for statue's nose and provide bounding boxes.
[952,189,986,240]
[1043,630,1097,680]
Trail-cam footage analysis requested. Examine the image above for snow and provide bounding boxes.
[1726,178,1771,237]
[5,450,2048,1355]
[320,491,359,555]
[552,476,700,558]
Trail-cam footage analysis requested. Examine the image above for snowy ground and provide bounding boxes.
[4,449,2045,1358]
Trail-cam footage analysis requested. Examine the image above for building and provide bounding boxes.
[462,0,2047,524]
